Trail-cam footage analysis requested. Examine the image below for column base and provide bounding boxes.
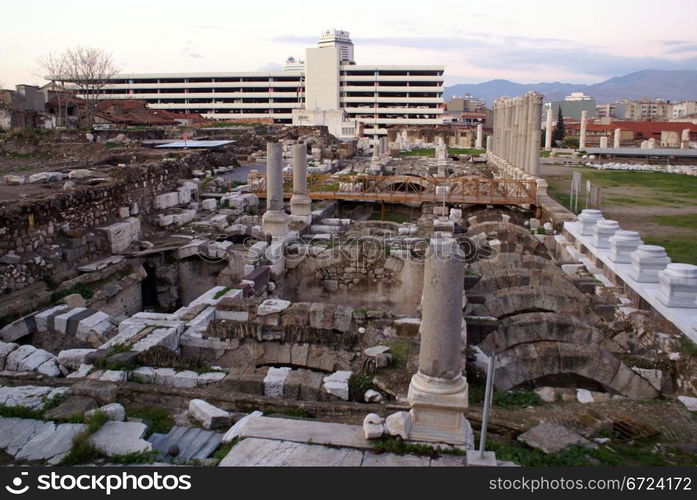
[466,450,497,467]
[262,210,289,239]
[407,372,470,445]
[290,195,312,218]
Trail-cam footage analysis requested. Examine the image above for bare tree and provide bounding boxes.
[37,52,72,127]
[62,47,119,128]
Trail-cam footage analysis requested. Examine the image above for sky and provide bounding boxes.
[2,0,697,88]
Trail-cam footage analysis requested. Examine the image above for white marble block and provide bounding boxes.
[656,263,697,308]
[608,230,643,263]
[630,245,671,283]
[578,209,604,236]
[592,219,620,249]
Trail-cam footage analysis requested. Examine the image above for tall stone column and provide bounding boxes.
[504,100,512,163]
[290,142,311,222]
[261,141,289,238]
[475,123,483,149]
[407,236,469,445]
[681,129,690,149]
[493,100,500,156]
[544,106,554,150]
[527,92,542,177]
[579,110,588,150]
[614,128,621,148]
[518,96,530,173]
[511,98,519,168]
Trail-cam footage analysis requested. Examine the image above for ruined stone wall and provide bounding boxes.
[0,160,192,293]
[280,249,425,315]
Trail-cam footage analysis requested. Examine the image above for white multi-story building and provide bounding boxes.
[97,30,445,140]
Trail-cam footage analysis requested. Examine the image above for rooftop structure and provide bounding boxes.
[94,30,445,140]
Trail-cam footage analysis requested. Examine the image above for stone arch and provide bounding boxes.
[466,221,550,260]
[470,253,553,275]
[469,269,572,296]
[494,341,659,399]
[478,312,613,354]
[480,285,589,319]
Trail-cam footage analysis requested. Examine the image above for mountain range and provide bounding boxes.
[443,70,697,105]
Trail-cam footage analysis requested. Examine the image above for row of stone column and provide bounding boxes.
[545,112,690,150]
[261,141,311,238]
[577,209,697,308]
[490,92,543,177]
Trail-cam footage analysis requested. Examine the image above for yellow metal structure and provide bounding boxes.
[247,173,537,206]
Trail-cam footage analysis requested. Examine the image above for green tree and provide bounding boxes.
[552,107,566,144]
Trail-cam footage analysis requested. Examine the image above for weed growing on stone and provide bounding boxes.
[125,407,173,435]
[58,411,109,466]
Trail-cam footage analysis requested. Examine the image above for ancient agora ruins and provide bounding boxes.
[1,93,697,467]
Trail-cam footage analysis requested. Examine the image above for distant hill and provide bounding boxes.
[444,70,697,105]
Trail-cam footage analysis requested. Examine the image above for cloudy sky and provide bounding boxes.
[2,0,696,88]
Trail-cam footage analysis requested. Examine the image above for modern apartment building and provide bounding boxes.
[96,30,445,140]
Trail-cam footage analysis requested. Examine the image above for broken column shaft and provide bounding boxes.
[261,141,289,238]
[407,236,470,445]
[290,142,311,221]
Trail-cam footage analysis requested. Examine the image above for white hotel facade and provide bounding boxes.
[98,30,445,139]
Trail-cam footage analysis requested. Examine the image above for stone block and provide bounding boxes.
[656,263,697,308]
[90,421,152,456]
[322,370,352,401]
[5,344,37,371]
[264,367,291,398]
[189,399,230,430]
[385,411,411,439]
[85,402,126,421]
[71,379,119,405]
[37,359,61,377]
[630,245,671,283]
[172,370,199,388]
[54,307,86,334]
[34,305,70,332]
[154,192,180,210]
[363,413,385,439]
[221,410,263,444]
[517,422,595,454]
[201,198,217,210]
[0,342,18,370]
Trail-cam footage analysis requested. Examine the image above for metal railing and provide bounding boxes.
[247,173,537,206]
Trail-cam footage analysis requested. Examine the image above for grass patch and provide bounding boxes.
[650,213,697,229]
[489,438,697,467]
[678,336,697,357]
[468,384,542,409]
[379,338,410,368]
[0,405,44,420]
[110,450,157,464]
[373,436,465,458]
[50,283,94,304]
[58,411,109,466]
[369,210,412,224]
[212,442,234,462]
[199,177,215,190]
[348,374,374,402]
[262,406,315,418]
[213,287,232,300]
[540,150,551,158]
[643,237,697,265]
[126,407,173,435]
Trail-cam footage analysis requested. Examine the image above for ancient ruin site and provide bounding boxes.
[1,97,696,468]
